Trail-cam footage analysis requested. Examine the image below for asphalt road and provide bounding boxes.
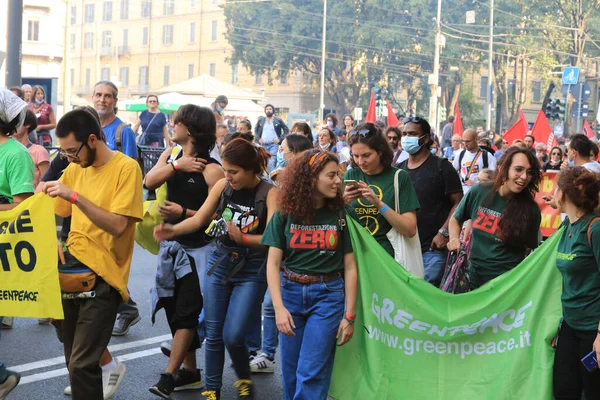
[2,244,284,400]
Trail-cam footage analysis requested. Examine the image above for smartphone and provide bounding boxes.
[581,349,598,372]
[344,180,359,189]
[542,196,550,202]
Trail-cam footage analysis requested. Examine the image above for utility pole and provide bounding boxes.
[485,0,494,130]
[430,0,442,136]
[318,0,327,124]
[62,0,71,112]
[6,0,24,87]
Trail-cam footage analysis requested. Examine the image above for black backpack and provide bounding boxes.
[458,149,489,170]
[215,179,273,226]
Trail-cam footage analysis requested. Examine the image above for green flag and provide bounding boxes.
[329,219,563,400]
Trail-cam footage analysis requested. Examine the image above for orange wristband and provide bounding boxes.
[345,313,355,321]
[242,234,249,245]
[69,192,79,204]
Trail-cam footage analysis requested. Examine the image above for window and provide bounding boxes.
[189,22,196,43]
[479,76,488,99]
[101,67,110,81]
[70,69,74,86]
[120,0,129,19]
[209,63,216,77]
[27,20,39,41]
[141,0,151,18]
[188,64,195,79]
[141,27,149,46]
[163,0,174,16]
[163,25,173,45]
[210,20,218,41]
[280,71,288,85]
[139,66,149,85]
[231,64,239,84]
[69,33,76,50]
[122,29,129,47]
[103,1,112,22]
[84,4,95,23]
[102,31,112,48]
[120,67,129,86]
[84,32,94,49]
[70,6,77,24]
[532,81,542,103]
[163,65,170,85]
[85,68,91,87]
[254,73,263,85]
[191,0,198,8]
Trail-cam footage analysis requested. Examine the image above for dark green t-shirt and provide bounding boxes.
[344,167,420,257]
[260,208,353,275]
[556,214,600,331]
[454,183,541,289]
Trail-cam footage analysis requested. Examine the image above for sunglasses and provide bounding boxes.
[147,100,158,103]
[551,152,561,156]
[403,116,425,124]
[348,128,372,137]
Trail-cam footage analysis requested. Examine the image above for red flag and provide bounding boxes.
[502,109,528,145]
[530,110,556,154]
[453,101,463,136]
[583,119,594,138]
[386,100,399,126]
[365,92,377,123]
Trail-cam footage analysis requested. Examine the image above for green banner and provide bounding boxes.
[329,219,563,400]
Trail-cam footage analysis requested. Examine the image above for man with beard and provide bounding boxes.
[92,81,142,336]
[42,108,143,399]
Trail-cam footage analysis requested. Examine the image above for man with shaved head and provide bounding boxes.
[452,129,496,194]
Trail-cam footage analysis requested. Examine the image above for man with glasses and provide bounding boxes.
[397,118,463,286]
[42,108,143,399]
[386,126,408,165]
[452,129,496,194]
[443,134,463,161]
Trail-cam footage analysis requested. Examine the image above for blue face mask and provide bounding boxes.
[338,141,346,147]
[568,158,575,166]
[277,151,288,167]
[216,105,223,113]
[401,136,424,155]
[34,98,44,105]
[430,147,437,155]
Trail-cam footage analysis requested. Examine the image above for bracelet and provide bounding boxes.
[378,204,389,213]
[343,316,355,325]
[69,192,79,204]
[345,313,356,321]
[173,160,180,171]
[180,207,187,220]
[242,234,249,245]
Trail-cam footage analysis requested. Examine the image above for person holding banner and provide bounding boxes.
[550,167,600,399]
[448,147,542,289]
[41,108,143,400]
[261,149,357,400]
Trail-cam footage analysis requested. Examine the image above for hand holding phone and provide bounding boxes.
[581,349,599,372]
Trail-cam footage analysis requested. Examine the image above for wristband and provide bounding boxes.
[180,207,187,220]
[345,313,356,321]
[378,204,389,213]
[242,234,249,245]
[344,316,355,325]
[69,192,79,204]
[173,160,180,171]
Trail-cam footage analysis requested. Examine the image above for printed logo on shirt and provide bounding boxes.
[224,204,259,234]
[556,252,576,261]
[188,178,195,184]
[354,184,383,235]
[472,206,502,241]
[461,161,481,179]
[289,223,339,254]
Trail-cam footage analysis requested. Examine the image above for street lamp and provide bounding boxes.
[318,0,327,124]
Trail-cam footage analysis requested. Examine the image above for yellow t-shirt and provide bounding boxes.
[54,152,143,301]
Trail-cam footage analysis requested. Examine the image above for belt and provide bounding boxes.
[282,268,342,284]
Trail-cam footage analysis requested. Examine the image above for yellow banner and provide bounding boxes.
[0,194,63,318]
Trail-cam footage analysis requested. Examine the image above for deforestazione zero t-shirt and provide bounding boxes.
[344,166,420,257]
[454,183,540,289]
[0,139,34,202]
[260,208,353,275]
[556,214,600,331]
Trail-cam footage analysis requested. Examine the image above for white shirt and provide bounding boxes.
[452,148,497,193]
[583,161,600,173]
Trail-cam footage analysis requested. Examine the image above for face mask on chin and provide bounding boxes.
[320,143,331,150]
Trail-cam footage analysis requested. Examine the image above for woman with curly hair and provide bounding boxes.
[448,147,542,289]
[261,150,357,399]
[343,122,420,258]
[154,138,277,400]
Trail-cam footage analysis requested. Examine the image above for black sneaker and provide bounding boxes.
[149,373,175,399]
[173,368,203,391]
[201,389,221,400]
[112,314,141,336]
[234,379,254,399]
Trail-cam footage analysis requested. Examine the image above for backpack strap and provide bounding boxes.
[115,122,128,152]
[166,145,183,163]
[482,150,489,169]
[254,179,274,224]
[216,181,235,218]
[587,216,600,247]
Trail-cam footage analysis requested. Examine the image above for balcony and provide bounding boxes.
[100,47,112,57]
[118,46,131,56]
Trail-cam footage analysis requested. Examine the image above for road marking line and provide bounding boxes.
[12,334,171,373]
[20,348,163,385]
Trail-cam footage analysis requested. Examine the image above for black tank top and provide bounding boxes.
[167,152,220,247]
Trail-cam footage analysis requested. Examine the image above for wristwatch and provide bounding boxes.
[438,229,450,237]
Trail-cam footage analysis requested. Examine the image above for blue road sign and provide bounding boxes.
[562,67,580,85]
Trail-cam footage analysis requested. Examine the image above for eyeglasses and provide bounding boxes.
[147,100,158,104]
[551,152,561,156]
[403,116,425,124]
[348,128,371,137]
[59,142,86,161]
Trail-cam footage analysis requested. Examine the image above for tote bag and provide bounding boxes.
[385,169,425,278]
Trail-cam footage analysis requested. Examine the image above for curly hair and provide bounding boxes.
[278,149,344,224]
[557,167,600,214]
[489,147,541,248]
[347,122,393,169]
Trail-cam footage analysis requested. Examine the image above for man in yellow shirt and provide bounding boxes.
[42,108,143,400]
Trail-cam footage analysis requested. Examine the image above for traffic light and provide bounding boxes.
[374,87,382,108]
[545,98,565,121]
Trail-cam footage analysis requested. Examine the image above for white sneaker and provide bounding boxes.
[250,353,275,373]
[64,385,72,395]
[102,359,126,399]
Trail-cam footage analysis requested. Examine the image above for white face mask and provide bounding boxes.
[320,143,331,150]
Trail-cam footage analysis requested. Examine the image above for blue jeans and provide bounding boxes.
[423,249,448,287]
[280,274,345,400]
[264,143,279,174]
[246,289,279,358]
[188,244,214,344]
[203,244,267,390]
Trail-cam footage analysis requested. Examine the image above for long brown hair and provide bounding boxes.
[279,149,343,223]
[221,138,270,175]
[490,147,541,247]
